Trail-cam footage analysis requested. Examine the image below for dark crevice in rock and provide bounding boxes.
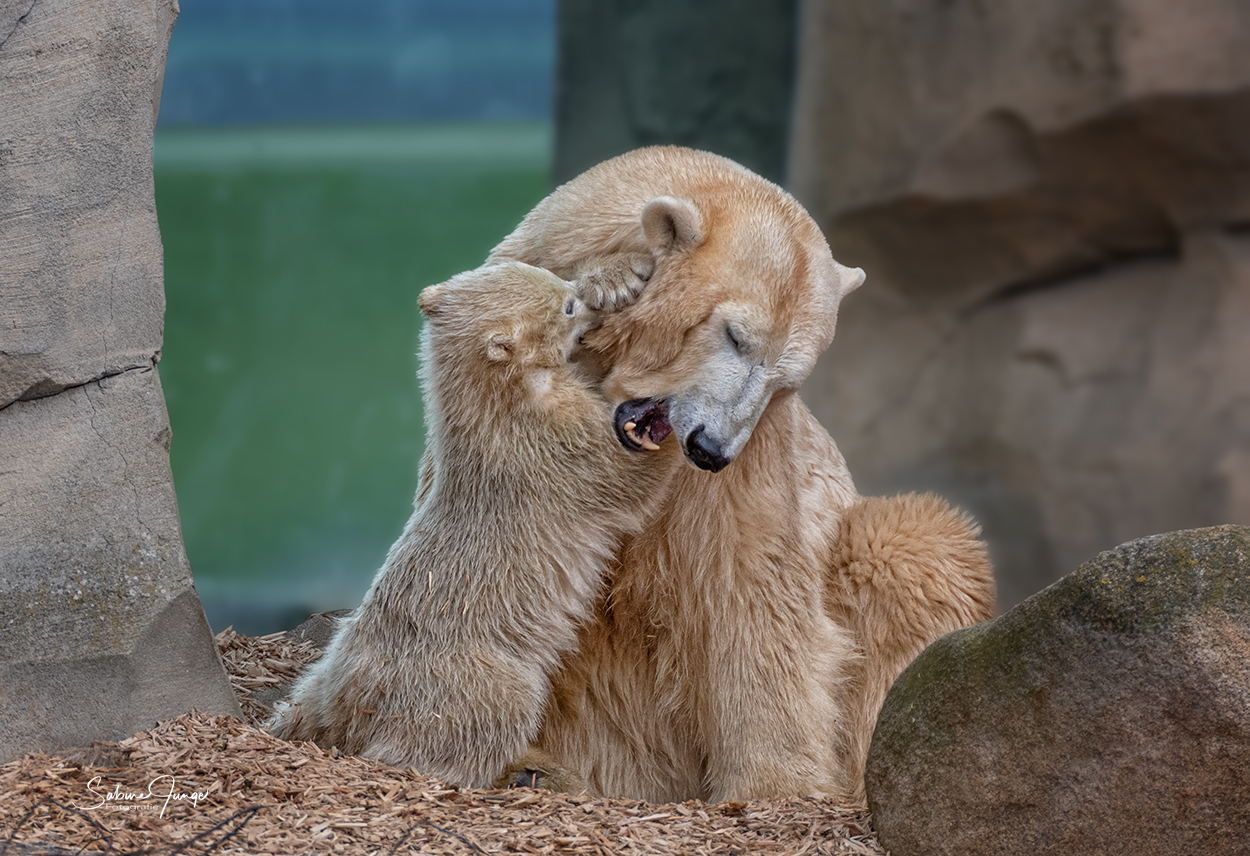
[0,0,37,54]
[0,360,157,414]
[960,244,1183,318]
[827,88,1250,314]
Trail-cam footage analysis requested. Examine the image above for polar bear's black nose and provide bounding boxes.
[685,425,730,472]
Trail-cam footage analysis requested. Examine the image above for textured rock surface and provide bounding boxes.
[0,0,239,760]
[790,0,1250,605]
[552,0,797,185]
[865,525,1250,856]
[0,0,174,407]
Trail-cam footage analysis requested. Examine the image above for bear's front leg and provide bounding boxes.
[493,748,589,793]
[573,252,655,311]
[698,568,857,802]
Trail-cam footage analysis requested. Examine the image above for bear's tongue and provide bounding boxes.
[614,398,672,452]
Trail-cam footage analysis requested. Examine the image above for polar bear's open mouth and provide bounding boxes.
[614,398,672,452]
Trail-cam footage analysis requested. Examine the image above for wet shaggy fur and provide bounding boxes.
[268,261,676,787]
[489,146,997,802]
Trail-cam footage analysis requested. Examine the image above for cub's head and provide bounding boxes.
[586,182,865,473]
[417,262,600,426]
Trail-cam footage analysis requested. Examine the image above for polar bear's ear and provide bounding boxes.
[418,284,446,319]
[485,331,514,362]
[642,196,703,254]
[837,262,866,297]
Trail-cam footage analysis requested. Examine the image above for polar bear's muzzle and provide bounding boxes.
[613,398,672,453]
[683,426,730,473]
[613,397,734,473]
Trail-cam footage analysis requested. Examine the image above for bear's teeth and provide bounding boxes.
[623,420,661,451]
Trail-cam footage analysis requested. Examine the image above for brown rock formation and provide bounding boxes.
[865,525,1250,856]
[0,0,240,760]
[790,0,1250,604]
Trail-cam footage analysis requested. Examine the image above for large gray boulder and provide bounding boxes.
[866,525,1250,856]
[0,0,239,760]
[790,0,1250,606]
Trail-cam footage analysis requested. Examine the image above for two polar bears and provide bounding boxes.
[270,261,677,786]
[274,146,995,802]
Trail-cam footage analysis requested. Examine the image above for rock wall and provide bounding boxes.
[551,0,797,185]
[790,0,1250,605]
[0,0,240,760]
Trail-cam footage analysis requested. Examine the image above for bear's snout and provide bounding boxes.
[684,425,730,473]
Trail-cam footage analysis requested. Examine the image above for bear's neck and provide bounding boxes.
[614,393,858,611]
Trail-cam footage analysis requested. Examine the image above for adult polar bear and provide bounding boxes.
[488,146,994,802]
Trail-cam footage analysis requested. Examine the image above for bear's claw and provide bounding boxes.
[575,252,655,311]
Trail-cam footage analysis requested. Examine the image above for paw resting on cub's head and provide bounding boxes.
[416,260,620,433]
[581,192,865,473]
[418,262,595,376]
[417,255,669,432]
[487,147,865,473]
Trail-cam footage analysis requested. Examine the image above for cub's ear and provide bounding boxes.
[485,332,514,362]
[418,284,446,319]
[642,196,703,255]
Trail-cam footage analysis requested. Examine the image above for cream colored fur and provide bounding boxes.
[268,261,677,787]
[828,493,995,796]
[487,146,996,802]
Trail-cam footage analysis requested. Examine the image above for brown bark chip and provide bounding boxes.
[0,629,884,855]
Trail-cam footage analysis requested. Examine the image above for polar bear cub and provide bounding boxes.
[269,260,675,787]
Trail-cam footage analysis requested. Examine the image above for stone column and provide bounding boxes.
[790,0,1250,606]
[0,0,240,760]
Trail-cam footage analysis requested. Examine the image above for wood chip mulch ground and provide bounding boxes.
[0,628,886,856]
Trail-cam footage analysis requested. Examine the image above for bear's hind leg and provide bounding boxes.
[827,492,996,800]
